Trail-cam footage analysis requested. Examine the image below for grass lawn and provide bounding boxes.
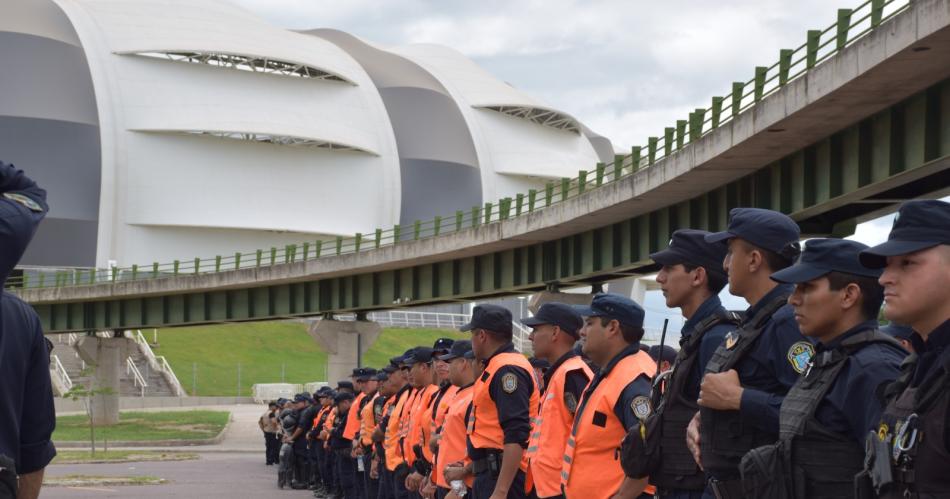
[54,410,229,442]
[44,475,166,487]
[53,450,198,464]
[151,321,469,396]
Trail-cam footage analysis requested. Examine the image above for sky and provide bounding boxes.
[233,0,933,334]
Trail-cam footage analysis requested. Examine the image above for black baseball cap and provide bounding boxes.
[293,393,314,404]
[705,207,801,258]
[651,229,728,282]
[771,238,881,284]
[438,340,472,361]
[403,347,435,365]
[334,391,355,404]
[648,345,678,364]
[432,338,455,353]
[573,293,645,328]
[860,200,950,268]
[381,364,398,374]
[336,380,355,391]
[374,371,390,381]
[355,368,378,381]
[460,305,512,335]
[522,302,583,338]
[315,386,334,398]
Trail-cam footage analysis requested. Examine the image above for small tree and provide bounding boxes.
[63,366,115,457]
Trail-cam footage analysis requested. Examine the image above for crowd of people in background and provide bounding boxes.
[256,200,950,499]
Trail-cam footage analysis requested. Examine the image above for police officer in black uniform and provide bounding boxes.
[331,390,358,499]
[0,161,53,499]
[631,229,738,499]
[739,238,905,498]
[687,208,812,499]
[289,393,318,489]
[857,199,950,498]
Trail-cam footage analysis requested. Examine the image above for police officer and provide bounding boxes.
[388,350,417,499]
[425,338,460,499]
[0,161,53,499]
[739,238,904,498]
[260,401,281,465]
[561,293,656,499]
[463,304,539,499]
[688,208,811,499]
[287,393,317,489]
[312,387,336,496]
[437,341,478,499]
[521,303,591,499]
[629,229,738,499]
[404,348,441,497]
[857,199,950,497]
[331,390,359,499]
[357,369,383,499]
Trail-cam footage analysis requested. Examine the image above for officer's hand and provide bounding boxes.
[443,463,467,482]
[421,477,437,499]
[446,491,461,499]
[370,458,379,479]
[698,369,743,410]
[406,471,423,491]
[686,412,703,470]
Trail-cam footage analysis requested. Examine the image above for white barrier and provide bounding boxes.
[252,383,302,403]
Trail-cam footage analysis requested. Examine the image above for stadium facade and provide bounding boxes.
[1,0,613,270]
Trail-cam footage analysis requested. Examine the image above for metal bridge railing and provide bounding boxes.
[50,354,73,392]
[126,357,148,397]
[3,0,912,293]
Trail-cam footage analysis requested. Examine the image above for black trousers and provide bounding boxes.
[378,467,394,499]
[364,455,379,499]
[336,451,359,499]
[472,469,527,499]
[263,432,280,464]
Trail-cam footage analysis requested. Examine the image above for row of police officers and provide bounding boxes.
[293,199,949,499]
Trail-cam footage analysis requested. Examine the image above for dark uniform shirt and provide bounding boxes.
[486,343,533,447]
[330,405,352,450]
[735,284,812,435]
[541,349,591,411]
[295,404,319,452]
[811,320,905,443]
[0,161,54,474]
[908,318,950,451]
[574,344,652,431]
[681,295,734,400]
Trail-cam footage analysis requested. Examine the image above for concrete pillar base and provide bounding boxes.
[76,336,130,426]
[308,320,382,384]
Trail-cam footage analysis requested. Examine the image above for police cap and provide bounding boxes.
[650,229,728,283]
[771,238,881,284]
[573,293,645,328]
[521,302,583,338]
[705,208,801,259]
[438,340,472,361]
[460,304,512,336]
[859,199,950,268]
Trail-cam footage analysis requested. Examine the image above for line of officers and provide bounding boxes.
[279,200,950,499]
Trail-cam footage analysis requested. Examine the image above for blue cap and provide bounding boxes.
[460,305,512,335]
[650,229,728,282]
[648,344,678,364]
[573,293,645,328]
[382,364,398,374]
[705,208,801,258]
[432,338,455,353]
[438,340,473,361]
[334,391,355,404]
[336,380,354,391]
[521,302,583,338]
[276,397,289,405]
[374,370,390,381]
[771,238,881,284]
[294,393,314,404]
[315,386,334,398]
[463,349,476,360]
[403,347,435,365]
[355,368,378,381]
[860,200,950,268]
[881,322,914,340]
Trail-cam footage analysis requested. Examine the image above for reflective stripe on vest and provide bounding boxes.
[561,351,656,499]
[468,352,539,451]
[526,356,592,498]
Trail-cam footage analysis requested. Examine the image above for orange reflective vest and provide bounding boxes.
[386,387,413,471]
[435,384,475,489]
[433,385,460,432]
[561,350,656,499]
[468,350,539,470]
[343,391,367,440]
[406,384,439,465]
[526,356,592,498]
[360,392,380,447]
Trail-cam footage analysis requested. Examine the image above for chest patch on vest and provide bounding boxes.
[501,373,518,393]
[564,392,578,413]
[592,411,608,427]
[877,422,889,442]
[3,192,42,212]
[725,331,739,349]
[631,396,652,420]
[787,342,815,374]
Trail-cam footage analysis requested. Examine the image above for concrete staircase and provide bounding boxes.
[49,334,179,397]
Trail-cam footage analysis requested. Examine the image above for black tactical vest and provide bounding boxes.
[779,330,900,499]
[701,294,790,476]
[653,311,741,491]
[870,351,950,498]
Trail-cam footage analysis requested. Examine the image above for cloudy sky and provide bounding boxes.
[234,0,931,331]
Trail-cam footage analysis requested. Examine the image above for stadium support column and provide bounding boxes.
[308,316,382,383]
[76,332,131,425]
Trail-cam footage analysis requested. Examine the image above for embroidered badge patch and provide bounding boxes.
[787,342,815,374]
[632,396,652,420]
[3,192,42,212]
[564,392,578,414]
[501,373,518,393]
[878,423,889,442]
[725,331,738,350]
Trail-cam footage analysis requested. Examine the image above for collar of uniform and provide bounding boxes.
[598,344,641,378]
[817,320,878,352]
[543,349,580,389]
[456,382,474,392]
[911,318,950,354]
[744,283,793,322]
[485,342,516,363]
[681,294,726,338]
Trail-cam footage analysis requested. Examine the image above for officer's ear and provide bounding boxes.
[690,266,707,289]
[839,281,862,311]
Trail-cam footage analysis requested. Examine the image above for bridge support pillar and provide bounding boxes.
[76,335,131,426]
[308,319,382,384]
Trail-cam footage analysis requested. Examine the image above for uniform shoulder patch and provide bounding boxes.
[725,331,739,350]
[564,392,578,414]
[501,373,518,393]
[631,395,652,420]
[787,341,815,374]
[3,192,42,212]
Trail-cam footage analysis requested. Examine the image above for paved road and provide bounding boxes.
[44,404,315,497]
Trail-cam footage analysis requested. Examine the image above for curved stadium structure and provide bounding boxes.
[1,0,613,270]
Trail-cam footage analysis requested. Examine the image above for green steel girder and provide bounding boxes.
[33,80,950,333]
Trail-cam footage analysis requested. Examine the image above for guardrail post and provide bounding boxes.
[664,127,674,156]
[471,206,480,227]
[194,257,200,275]
[613,154,624,181]
[414,220,422,240]
[527,190,537,212]
[354,233,362,252]
[689,109,704,141]
[560,178,570,201]
[676,120,687,149]
[301,243,309,262]
[836,9,852,51]
[235,252,242,268]
[22,274,29,288]
[38,273,45,288]
[577,170,588,194]
[806,30,820,68]
[500,198,512,220]
[394,224,402,242]
[255,250,262,268]
[336,236,343,254]
[515,193,524,216]
[375,229,383,248]
[631,146,642,172]
[269,247,277,265]
[314,240,323,257]
[152,262,159,278]
[648,137,658,166]
[731,82,744,116]
[434,216,442,235]
[455,211,464,231]
[545,183,554,206]
[754,66,767,102]
[214,255,221,272]
[112,267,118,282]
[483,203,492,224]
[711,96,723,128]
[174,260,180,275]
[779,49,792,85]
[595,163,606,186]
[287,244,296,263]
[131,264,138,280]
[871,0,884,27]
